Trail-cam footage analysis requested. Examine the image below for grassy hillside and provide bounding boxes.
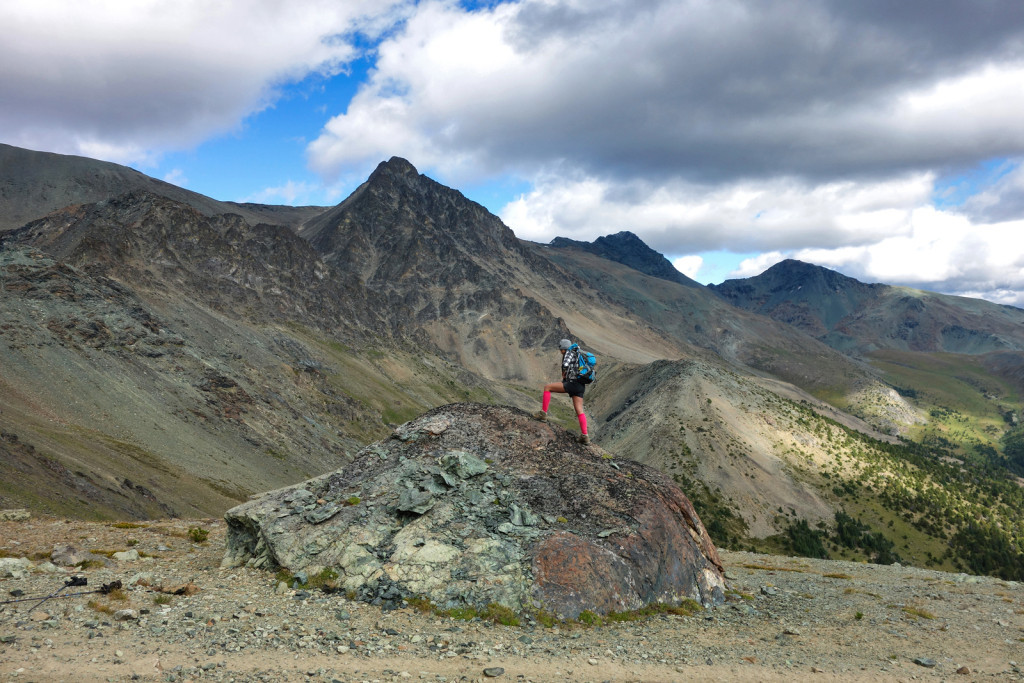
[866,350,1022,456]
[586,357,1024,580]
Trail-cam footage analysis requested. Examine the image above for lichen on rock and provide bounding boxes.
[223,402,725,618]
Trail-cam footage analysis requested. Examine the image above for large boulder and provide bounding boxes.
[223,403,725,618]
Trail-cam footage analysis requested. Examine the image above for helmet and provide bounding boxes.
[558,339,572,350]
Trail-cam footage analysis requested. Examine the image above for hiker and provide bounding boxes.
[534,338,590,444]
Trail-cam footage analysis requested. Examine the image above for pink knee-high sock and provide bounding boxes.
[578,413,587,435]
[542,391,551,412]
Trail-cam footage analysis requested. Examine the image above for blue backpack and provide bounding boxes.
[571,344,597,384]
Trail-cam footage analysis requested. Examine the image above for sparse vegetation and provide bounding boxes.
[188,527,209,544]
[902,605,936,620]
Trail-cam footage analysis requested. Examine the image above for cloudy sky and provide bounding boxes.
[3,0,1024,305]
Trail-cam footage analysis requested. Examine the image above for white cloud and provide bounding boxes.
[498,172,934,253]
[497,164,1024,305]
[0,0,409,165]
[729,208,1024,307]
[307,0,1024,185]
[244,180,318,206]
[672,255,704,280]
[163,169,188,188]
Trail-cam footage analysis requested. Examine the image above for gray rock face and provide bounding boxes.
[223,403,725,618]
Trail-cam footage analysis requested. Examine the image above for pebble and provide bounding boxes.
[1,526,1021,683]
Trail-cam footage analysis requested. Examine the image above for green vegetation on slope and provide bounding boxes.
[749,399,1024,580]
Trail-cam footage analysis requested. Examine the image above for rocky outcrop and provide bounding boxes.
[3,192,386,339]
[223,403,725,619]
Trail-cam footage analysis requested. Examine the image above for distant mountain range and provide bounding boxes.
[711,258,1024,356]
[2,143,1022,577]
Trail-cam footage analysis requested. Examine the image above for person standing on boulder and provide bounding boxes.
[534,338,589,444]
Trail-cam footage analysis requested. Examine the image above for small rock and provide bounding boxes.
[114,609,139,622]
[112,549,140,562]
[0,557,32,579]
[483,668,505,678]
[0,509,30,521]
[913,657,936,668]
[50,545,92,567]
[128,573,155,587]
[956,666,971,675]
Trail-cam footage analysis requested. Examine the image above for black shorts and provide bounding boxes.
[563,380,586,398]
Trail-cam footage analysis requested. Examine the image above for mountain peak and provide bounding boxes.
[549,231,702,288]
[371,156,420,180]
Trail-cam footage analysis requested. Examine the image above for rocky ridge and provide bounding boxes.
[711,259,1024,355]
[223,404,725,620]
[549,231,702,289]
[0,143,327,233]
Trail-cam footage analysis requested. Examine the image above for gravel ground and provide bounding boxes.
[1,516,1022,682]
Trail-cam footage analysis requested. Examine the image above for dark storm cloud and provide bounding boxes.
[478,0,1024,184]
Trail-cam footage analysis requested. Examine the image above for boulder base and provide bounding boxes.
[223,403,725,618]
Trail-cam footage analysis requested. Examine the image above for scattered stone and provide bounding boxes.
[956,666,972,675]
[482,667,505,678]
[50,544,93,567]
[0,509,30,521]
[128,572,155,587]
[114,609,139,621]
[156,582,200,596]
[112,549,140,562]
[913,657,936,668]
[0,557,32,579]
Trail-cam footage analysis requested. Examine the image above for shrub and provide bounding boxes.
[188,527,209,544]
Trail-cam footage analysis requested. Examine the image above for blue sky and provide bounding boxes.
[3,0,1024,301]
